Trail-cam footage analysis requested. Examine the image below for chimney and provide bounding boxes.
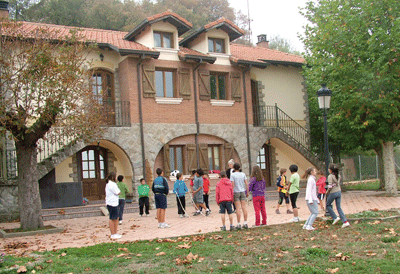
[257,34,269,48]
[0,1,9,19]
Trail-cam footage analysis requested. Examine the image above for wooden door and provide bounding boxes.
[79,147,108,201]
[91,70,115,125]
[257,144,271,186]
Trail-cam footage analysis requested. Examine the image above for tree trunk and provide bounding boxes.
[381,141,398,195]
[374,146,385,190]
[16,142,44,230]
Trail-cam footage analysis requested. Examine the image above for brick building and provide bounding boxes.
[1,5,320,213]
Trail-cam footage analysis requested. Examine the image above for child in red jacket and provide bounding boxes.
[316,170,327,211]
[215,171,234,231]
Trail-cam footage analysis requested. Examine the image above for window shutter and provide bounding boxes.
[230,72,242,102]
[224,143,234,169]
[142,65,156,98]
[187,144,197,172]
[198,69,211,101]
[199,143,209,173]
[163,144,171,174]
[179,68,191,100]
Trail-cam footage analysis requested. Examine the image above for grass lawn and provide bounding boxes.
[1,212,400,273]
[345,177,400,191]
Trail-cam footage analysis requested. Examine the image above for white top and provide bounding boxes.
[230,171,247,193]
[305,175,318,203]
[105,180,120,207]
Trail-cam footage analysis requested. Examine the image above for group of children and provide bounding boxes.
[106,161,349,238]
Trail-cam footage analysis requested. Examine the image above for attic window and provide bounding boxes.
[154,31,173,48]
[208,38,225,53]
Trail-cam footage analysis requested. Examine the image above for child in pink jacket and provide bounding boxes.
[316,170,327,211]
[215,171,235,231]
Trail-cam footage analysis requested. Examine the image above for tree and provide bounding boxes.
[268,34,301,55]
[0,20,104,229]
[301,0,400,194]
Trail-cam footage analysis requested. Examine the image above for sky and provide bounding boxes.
[228,0,310,52]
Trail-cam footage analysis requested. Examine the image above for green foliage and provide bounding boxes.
[301,0,400,153]
[291,265,325,274]
[382,236,399,243]
[301,248,330,258]
[269,34,301,55]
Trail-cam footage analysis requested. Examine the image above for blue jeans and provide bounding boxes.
[305,200,319,227]
[326,191,347,223]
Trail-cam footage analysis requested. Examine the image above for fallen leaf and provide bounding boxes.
[118,248,128,252]
[246,238,254,241]
[276,254,284,258]
[242,252,248,256]
[294,246,303,249]
[331,235,338,239]
[136,254,142,257]
[335,253,343,258]
[177,243,191,249]
[46,259,53,263]
[85,268,91,271]
[372,220,381,225]
[17,266,27,273]
[198,257,205,263]
[372,208,379,212]
[156,252,166,256]
[31,270,36,274]
[117,253,129,258]
[227,234,233,238]
[326,268,339,273]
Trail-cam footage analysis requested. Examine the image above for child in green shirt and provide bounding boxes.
[137,178,150,217]
[287,165,300,222]
[117,175,130,225]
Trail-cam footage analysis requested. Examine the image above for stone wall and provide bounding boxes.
[0,184,19,222]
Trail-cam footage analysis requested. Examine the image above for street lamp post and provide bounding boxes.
[317,84,332,217]
[317,84,332,176]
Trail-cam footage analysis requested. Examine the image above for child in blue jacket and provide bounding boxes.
[173,173,189,217]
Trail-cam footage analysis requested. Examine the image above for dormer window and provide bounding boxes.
[208,38,225,53]
[154,31,173,48]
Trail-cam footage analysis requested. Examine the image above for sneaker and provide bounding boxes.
[193,211,201,216]
[221,226,226,231]
[158,223,162,228]
[180,214,184,218]
[206,210,210,216]
[243,224,248,229]
[119,220,122,225]
[236,224,242,230]
[342,222,350,228]
[332,217,340,225]
[110,234,122,239]
[292,217,300,223]
[146,214,149,217]
[230,225,235,231]
[140,214,143,217]
[275,209,280,214]
[303,224,307,229]
[287,209,293,214]
[162,223,171,228]
[306,226,315,231]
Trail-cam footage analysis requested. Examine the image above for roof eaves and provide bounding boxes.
[259,59,304,68]
[179,27,206,47]
[231,59,268,69]
[180,54,216,64]
[97,43,160,59]
[124,19,149,41]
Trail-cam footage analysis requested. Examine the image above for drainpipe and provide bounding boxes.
[193,58,202,167]
[242,65,252,175]
[137,54,146,181]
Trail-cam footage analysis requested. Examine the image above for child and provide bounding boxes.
[152,168,169,228]
[105,172,121,239]
[215,171,235,231]
[327,164,350,228]
[203,174,211,212]
[137,178,150,217]
[287,164,300,222]
[117,175,130,224]
[276,168,292,214]
[315,170,327,211]
[173,173,188,217]
[248,166,267,226]
[192,168,210,216]
[303,167,319,230]
[230,163,249,229]
[189,169,197,212]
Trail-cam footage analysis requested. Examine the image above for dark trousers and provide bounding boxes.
[118,199,125,220]
[203,193,210,209]
[139,196,150,215]
[176,196,186,215]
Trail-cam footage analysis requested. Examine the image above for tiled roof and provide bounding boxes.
[230,43,305,66]
[178,47,216,63]
[204,17,244,35]
[179,47,209,57]
[13,21,155,53]
[147,10,193,28]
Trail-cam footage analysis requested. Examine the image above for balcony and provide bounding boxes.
[101,101,131,127]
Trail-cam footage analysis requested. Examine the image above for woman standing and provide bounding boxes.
[248,166,267,226]
[303,167,319,231]
[326,164,350,228]
[105,172,121,239]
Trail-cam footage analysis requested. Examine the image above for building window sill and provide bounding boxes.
[210,99,235,107]
[155,97,183,104]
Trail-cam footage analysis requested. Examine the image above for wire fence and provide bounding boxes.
[341,150,400,182]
